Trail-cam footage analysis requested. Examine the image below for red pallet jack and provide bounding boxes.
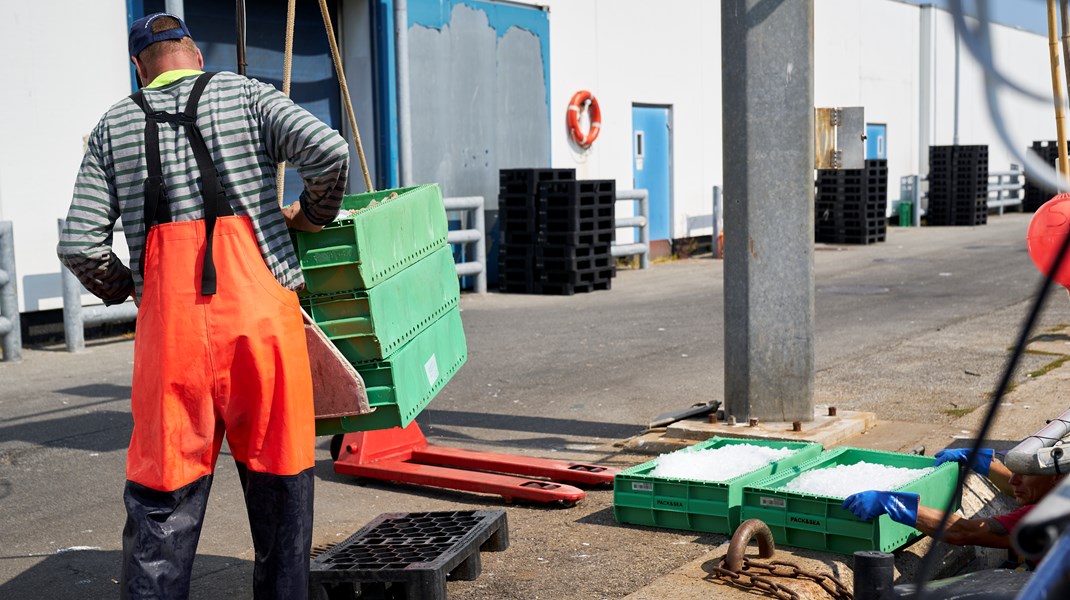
[331,422,619,506]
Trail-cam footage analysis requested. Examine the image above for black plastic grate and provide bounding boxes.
[310,510,508,600]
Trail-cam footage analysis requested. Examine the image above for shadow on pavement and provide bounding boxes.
[418,409,644,440]
[0,549,251,600]
[0,410,132,452]
[56,383,131,399]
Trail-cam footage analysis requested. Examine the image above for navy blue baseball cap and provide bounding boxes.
[129,13,193,58]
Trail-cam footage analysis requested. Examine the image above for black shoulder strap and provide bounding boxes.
[129,89,170,232]
[129,72,233,296]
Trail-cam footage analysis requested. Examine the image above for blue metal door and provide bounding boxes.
[632,106,672,241]
[866,123,887,160]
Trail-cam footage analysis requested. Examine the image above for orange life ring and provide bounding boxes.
[567,90,601,148]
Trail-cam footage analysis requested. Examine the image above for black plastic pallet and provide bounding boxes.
[500,168,576,196]
[499,257,536,273]
[542,265,615,285]
[538,278,613,296]
[501,230,542,246]
[542,228,615,246]
[542,217,616,234]
[815,231,886,245]
[1023,141,1070,211]
[539,182,617,209]
[499,280,542,294]
[541,256,615,275]
[310,510,509,600]
[536,244,612,260]
[498,218,540,236]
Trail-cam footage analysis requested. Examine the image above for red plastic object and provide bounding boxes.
[332,422,619,505]
[1027,193,1070,286]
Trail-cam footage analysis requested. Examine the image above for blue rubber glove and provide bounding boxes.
[841,491,920,526]
[933,447,994,476]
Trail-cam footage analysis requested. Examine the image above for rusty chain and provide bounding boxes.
[712,519,854,600]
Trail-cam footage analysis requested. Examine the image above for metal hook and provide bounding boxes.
[725,518,777,573]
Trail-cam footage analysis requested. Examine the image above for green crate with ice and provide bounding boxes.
[740,446,958,554]
[613,437,823,534]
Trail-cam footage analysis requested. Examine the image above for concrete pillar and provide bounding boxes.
[721,0,815,422]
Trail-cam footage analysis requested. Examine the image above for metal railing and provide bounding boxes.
[988,164,1024,215]
[0,221,21,362]
[444,196,487,294]
[613,189,650,269]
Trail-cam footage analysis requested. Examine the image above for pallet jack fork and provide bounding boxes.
[331,422,619,506]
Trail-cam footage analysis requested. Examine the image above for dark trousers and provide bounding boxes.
[120,464,314,600]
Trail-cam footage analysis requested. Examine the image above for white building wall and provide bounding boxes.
[929,10,1055,172]
[0,2,131,312]
[544,0,723,240]
[816,0,921,192]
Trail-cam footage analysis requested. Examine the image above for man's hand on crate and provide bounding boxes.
[283,201,325,233]
[842,491,920,526]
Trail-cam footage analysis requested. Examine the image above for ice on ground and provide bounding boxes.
[649,444,799,481]
[784,461,935,498]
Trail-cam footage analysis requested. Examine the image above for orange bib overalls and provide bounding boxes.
[120,73,315,600]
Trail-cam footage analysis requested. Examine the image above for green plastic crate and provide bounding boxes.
[740,446,959,554]
[613,438,823,534]
[301,246,460,364]
[294,185,448,295]
[315,306,467,436]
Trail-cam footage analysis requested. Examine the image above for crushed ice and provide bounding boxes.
[650,444,798,481]
[783,461,934,498]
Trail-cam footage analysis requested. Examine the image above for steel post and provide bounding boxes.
[0,221,21,362]
[395,0,414,187]
[613,190,650,269]
[58,219,86,352]
[712,186,723,259]
[722,0,815,421]
[853,551,894,600]
[912,175,922,227]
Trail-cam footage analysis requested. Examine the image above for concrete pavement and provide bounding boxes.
[2,213,1069,599]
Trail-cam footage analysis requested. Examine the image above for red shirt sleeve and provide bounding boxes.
[993,504,1035,533]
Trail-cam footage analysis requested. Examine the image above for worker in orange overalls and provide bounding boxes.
[58,13,349,599]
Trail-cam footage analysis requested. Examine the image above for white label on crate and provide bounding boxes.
[632,482,654,492]
[424,354,440,386]
[760,496,786,508]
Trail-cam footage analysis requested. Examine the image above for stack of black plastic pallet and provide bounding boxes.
[1024,141,1067,212]
[498,168,616,295]
[928,145,988,226]
[815,159,888,245]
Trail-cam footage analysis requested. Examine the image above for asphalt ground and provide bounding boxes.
[2,212,1069,599]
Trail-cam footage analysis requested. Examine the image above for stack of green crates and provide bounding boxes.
[613,438,823,534]
[293,185,468,435]
[740,447,958,554]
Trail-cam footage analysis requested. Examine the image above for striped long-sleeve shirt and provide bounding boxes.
[58,71,349,305]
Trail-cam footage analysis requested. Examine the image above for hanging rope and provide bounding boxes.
[276,0,296,205]
[319,0,374,193]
